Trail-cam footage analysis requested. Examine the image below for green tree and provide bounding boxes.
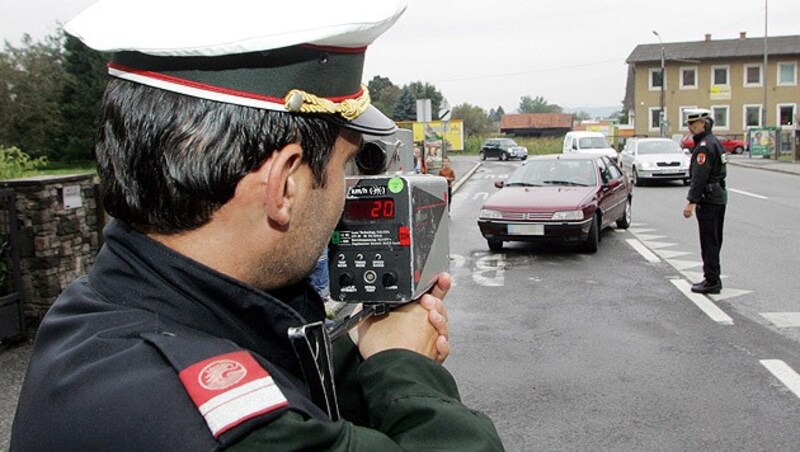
[452,103,493,135]
[367,76,401,119]
[573,110,591,121]
[57,34,109,161]
[392,88,417,121]
[488,105,505,122]
[0,32,66,158]
[405,81,443,117]
[518,95,562,114]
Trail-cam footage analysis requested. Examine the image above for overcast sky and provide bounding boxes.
[2,0,798,114]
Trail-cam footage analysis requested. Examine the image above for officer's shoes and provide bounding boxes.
[691,280,722,294]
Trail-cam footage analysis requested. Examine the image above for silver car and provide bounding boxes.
[618,138,690,186]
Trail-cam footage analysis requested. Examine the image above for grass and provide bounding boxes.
[459,135,562,156]
[22,161,96,177]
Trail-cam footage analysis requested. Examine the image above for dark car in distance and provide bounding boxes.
[479,138,529,161]
[477,154,632,253]
[681,134,747,154]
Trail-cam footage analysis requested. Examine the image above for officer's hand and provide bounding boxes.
[356,273,451,363]
[683,203,695,219]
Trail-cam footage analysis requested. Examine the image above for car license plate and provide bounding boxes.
[508,224,544,235]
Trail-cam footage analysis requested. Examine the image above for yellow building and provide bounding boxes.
[625,33,800,141]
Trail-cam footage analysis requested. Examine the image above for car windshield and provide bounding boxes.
[506,159,597,187]
[578,136,610,149]
[497,139,518,146]
[637,141,682,155]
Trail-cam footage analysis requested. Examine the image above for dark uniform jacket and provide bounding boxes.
[11,220,502,451]
[687,130,727,205]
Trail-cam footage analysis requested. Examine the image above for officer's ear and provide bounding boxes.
[264,143,304,228]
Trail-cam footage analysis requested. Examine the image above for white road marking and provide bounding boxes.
[473,192,488,200]
[641,240,678,250]
[760,360,800,399]
[629,228,656,234]
[729,188,768,200]
[633,234,666,241]
[709,288,752,301]
[670,279,734,325]
[473,254,506,287]
[485,174,496,179]
[666,259,703,271]
[760,312,800,328]
[654,249,692,259]
[626,239,661,263]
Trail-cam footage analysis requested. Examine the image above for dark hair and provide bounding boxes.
[96,79,340,234]
[703,116,714,131]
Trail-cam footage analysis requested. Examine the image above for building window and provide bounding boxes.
[649,67,664,90]
[679,106,698,130]
[778,62,797,86]
[743,64,762,87]
[649,107,663,131]
[777,104,796,126]
[711,65,729,86]
[744,105,762,128]
[680,67,697,89]
[711,106,729,130]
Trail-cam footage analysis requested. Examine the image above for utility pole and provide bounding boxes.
[653,30,666,137]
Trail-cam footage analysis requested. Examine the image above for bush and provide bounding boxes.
[0,146,48,180]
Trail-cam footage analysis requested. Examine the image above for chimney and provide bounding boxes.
[740,31,747,39]
[705,33,712,41]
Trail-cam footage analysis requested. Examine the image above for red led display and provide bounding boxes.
[343,198,395,221]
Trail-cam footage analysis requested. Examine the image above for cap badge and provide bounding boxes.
[284,84,371,121]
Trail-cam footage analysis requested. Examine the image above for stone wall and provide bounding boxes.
[0,174,103,327]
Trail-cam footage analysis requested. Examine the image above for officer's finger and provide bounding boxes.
[435,335,450,364]
[420,294,447,322]
[429,273,452,300]
[428,308,449,339]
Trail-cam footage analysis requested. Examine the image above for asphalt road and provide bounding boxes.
[443,159,800,450]
[2,154,799,450]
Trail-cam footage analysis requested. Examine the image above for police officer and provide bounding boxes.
[10,1,503,450]
[682,109,727,294]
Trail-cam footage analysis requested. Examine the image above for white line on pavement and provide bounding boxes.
[729,188,768,200]
[626,239,661,263]
[760,360,800,399]
[670,279,734,325]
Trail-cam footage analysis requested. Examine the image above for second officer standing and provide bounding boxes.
[682,109,727,294]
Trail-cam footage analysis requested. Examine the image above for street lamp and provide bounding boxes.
[652,30,666,137]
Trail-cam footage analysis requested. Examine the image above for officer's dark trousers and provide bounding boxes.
[696,202,726,284]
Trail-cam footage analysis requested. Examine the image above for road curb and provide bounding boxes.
[726,160,800,177]
[453,162,482,193]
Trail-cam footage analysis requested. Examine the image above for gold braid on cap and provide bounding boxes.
[284,84,371,120]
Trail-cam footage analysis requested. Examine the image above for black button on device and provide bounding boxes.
[382,272,398,287]
[339,272,355,286]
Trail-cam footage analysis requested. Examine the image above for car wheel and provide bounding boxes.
[521,156,527,160]
[583,215,599,253]
[479,151,486,160]
[500,152,509,161]
[733,146,744,154]
[632,167,642,187]
[616,198,631,229]
[683,178,691,186]
[488,239,503,251]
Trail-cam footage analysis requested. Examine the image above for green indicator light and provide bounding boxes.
[388,177,404,194]
[331,231,341,245]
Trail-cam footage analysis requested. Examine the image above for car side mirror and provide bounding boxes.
[494,181,505,189]
[572,143,578,150]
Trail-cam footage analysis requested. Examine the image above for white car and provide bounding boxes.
[618,138,690,186]
[562,131,618,162]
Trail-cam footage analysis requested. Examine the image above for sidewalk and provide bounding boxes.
[726,153,800,176]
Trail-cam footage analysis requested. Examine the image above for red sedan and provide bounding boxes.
[681,134,747,154]
[477,154,632,253]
